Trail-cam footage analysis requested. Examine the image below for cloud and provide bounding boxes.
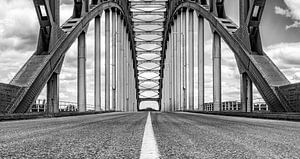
[264,42,300,83]
[0,1,39,52]
[275,0,300,29]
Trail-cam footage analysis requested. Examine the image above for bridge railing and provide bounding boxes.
[202,101,269,112]
[31,99,98,113]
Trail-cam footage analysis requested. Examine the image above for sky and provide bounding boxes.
[0,0,300,110]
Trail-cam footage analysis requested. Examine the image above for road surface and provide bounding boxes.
[0,112,299,158]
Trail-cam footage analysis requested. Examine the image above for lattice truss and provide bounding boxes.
[129,0,167,100]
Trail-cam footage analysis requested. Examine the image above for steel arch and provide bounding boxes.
[0,1,137,113]
[160,1,298,112]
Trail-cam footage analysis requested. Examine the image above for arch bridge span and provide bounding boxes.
[160,0,300,112]
[0,0,299,114]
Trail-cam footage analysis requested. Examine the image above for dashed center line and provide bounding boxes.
[140,112,160,159]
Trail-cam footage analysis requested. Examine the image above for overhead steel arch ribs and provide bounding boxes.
[0,0,137,113]
[161,0,300,112]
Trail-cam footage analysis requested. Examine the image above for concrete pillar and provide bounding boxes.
[126,36,130,112]
[198,16,204,111]
[176,14,181,111]
[182,10,187,111]
[120,20,125,112]
[166,40,170,112]
[123,28,129,112]
[213,32,221,111]
[240,73,253,112]
[170,25,174,112]
[47,73,59,113]
[131,66,133,112]
[112,9,117,111]
[172,24,176,111]
[169,38,173,112]
[94,15,101,111]
[78,32,86,112]
[105,9,110,111]
[188,10,194,111]
[240,73,247,112]
[129,59,132,112]
[117,13,122,111]
[247,78,253,112]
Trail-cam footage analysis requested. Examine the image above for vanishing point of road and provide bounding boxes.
[0,112,299,158]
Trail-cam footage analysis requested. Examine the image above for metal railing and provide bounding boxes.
[31,99,98,112]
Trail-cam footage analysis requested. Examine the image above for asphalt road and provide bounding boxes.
[0,112,300,159]
[0,112,147,158]
[152,112,300,159]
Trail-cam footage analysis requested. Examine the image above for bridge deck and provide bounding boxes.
[0,112,299,158]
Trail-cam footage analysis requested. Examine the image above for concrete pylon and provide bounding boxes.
[213,32,221,111]
[176,14,181,111]
[94,15,101,112]
[105,9,111,111]
[198,16,204,111]
[169,38,173,112]
[172,24,176,111]
[112,9,117,111]
[124,27,128,112]
[165,40,170,112]
[47,73,59,113]
[126,33,129,112]
[117,12,122,111]
[170,24,175,112]
[188,9,195,111]
[241,73,253,112]
[247,78,253,112]
[120,20,125,112]
[182,10,187,111]
[78,32,87,112]
[169,25,172,112]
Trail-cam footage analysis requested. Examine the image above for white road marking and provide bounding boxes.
[140,112,160,159]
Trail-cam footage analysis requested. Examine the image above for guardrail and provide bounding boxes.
[30,99,99,113]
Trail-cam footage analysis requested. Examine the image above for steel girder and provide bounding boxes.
[0,1,137,113]
[129,0,168,105]
[160,0,300,112]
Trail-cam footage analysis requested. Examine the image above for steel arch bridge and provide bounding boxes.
[0,0,299,114]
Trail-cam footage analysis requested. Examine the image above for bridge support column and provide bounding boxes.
[213,32,221,111]
[198,16,204,111]
[112,9,117,111]
[241,73,253,112]
[247,78,253,112]
[47,73,59,113]
[126,40,130,112]
[78,32,87,112]
[94,15,101,112]
[129,55,133,112]
[172,24,176,112]
[117,12,122,112]
[165,38,171,112]
[105,9,111,111]
[176,14,182,111]
[170,24,174,112]
[124,29,129,112]
[182,10,187,111]
[167,36,173,112]
[120,19,125,112]
[188,9,195,111]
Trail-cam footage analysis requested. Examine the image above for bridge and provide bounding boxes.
[0,0,300,158]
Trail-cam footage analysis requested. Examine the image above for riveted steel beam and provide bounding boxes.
[135,31,163,36]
